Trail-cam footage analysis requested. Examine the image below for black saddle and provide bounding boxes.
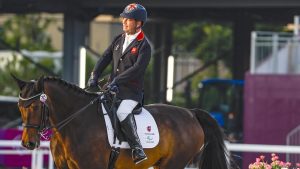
[132,106,142,115]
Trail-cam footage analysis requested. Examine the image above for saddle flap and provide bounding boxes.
[101,103,160,149]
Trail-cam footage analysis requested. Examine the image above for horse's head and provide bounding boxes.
[12,75,48,150]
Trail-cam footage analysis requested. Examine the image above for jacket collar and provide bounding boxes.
[136,31,144,41]
[122,30,144,41]
[120,31,144,56]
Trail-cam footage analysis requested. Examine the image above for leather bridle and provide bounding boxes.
[18,88,103,139]
[19,92,50,135]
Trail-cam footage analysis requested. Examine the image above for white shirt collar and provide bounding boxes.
[125,30,141,41]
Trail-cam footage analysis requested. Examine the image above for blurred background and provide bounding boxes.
[0,0,300,168]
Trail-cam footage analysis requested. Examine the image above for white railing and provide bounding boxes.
[250,31,300,74]
[0,140,53,169]
[0,140,300,169]
[286,125,300,163]
[226,142,300,154]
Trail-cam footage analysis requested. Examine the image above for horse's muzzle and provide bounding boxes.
[22,140,39,150]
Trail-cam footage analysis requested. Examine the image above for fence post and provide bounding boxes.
[36,150,43,169]
[272,34,279,73]
[31,149,37,169]
[250,31,257,74]
[49,150,54,169]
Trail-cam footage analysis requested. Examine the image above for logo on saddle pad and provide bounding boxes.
[101,104,160,149]
[147,126,151,132]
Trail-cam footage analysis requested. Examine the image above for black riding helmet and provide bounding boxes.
[120,3,147,26]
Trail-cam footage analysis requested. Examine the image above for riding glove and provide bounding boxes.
[108,79,119,93]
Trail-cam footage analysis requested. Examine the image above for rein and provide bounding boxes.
[19,90,105,138]
[54,96,100,131]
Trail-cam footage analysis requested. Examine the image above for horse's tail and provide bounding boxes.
[191,108,230,169]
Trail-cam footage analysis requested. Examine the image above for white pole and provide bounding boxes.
[36,150,43,169]
[166,55,175,102]
[226,142,300,154]
[272,34,279,73]
[49,151,54,169]
[79,47,87,88]
[294,15,299,36]
[31,149,37,169]
[250,31,257,74]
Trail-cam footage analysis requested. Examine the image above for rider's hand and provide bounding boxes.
[107,80,119,93]
[87,72,98,88]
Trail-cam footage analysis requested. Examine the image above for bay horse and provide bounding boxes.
[13,75,230,169]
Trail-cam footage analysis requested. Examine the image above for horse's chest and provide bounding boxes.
[51,138,80,169]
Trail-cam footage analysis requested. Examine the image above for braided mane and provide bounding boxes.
[43,76,97,96]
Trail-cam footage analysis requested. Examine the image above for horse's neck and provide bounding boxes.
[44,81,99,132]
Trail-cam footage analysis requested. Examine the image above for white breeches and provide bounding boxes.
[116,99,138,122]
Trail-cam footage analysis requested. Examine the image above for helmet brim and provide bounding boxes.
[120,13,134,19]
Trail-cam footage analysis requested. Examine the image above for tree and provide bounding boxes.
[0,14,54,51]
[0,14,56,96]
[173,21,232,70]
[172,21,233,106]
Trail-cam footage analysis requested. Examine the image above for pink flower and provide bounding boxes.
[279,161,285,166]
[249,153,299,169]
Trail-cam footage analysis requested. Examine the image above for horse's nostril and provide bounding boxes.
[22,141,36,150]
[28,142,36,149]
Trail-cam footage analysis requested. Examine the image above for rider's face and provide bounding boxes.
[122,18,141,35]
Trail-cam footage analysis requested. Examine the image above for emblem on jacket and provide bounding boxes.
[115,44,119,51]
[131,47,138,54]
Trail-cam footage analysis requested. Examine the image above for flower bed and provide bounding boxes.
[249,153,300,169]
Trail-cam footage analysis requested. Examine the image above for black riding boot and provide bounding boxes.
[120,114,147,164]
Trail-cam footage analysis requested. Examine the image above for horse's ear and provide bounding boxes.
[36,75,45,91]
[11,74,27,90]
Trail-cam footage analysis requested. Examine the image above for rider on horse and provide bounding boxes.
[87,3,151,164]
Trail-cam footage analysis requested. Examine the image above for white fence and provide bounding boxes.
[250,31,300,74]
[226,142,300,154]
[1,140,300,169]
[286,124,300,163]
[0,140,53,169]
